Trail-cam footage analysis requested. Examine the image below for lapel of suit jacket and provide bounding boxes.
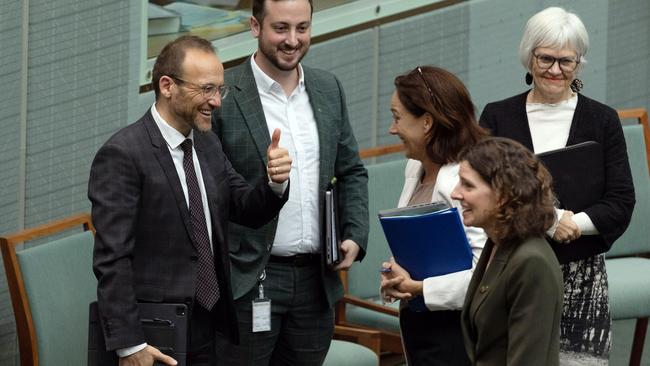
[467,239,514,321]
[230,59,272,165]
[566,93,586,145]
[142,111,194,243]
[303,66,337,193]
[509,91,535,151]
[398,160,423,207]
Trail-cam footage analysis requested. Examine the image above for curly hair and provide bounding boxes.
[394,66,487,165]
[460,137,556,246]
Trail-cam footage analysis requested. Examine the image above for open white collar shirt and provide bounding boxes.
[151,103,215,251]
[251,55,321,255]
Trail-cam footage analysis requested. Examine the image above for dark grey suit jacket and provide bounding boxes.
[213,59,369,307]
[461,237,563,366]
[89,110,287,350]
[479,92,635,263]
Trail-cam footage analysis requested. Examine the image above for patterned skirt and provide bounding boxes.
[559,254,611,365]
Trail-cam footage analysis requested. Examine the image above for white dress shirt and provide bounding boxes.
[527,94,598,235]
[152,104,215,247]
[116,104,215,357]
[251,56,321,255]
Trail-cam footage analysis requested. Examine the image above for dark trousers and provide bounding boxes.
[215,261,334,366]
[188,303,217,366]
[400,308,470,366]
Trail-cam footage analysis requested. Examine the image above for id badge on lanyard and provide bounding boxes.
[252,269,271,332]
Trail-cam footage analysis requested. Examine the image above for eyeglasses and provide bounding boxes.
[532,53,580,72]
[169,75,230,100]
[416,66,435,103]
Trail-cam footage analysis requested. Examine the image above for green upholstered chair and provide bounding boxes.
[335,158,407,354]
[323,340,379,366]
[606,122,650,366]
[0,214,95,366]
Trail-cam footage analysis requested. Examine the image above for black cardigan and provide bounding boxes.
[479,91,635,263]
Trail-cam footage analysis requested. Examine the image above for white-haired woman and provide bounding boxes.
[479,6,635,364]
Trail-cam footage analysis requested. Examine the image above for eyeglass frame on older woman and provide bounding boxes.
[169,75,231,100]
[532,52,580,72]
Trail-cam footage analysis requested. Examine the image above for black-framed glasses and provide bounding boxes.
[416,66,435,103]
[532,53,580,72]
[170,75,230,100]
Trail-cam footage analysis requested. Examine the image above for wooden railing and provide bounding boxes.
[358,108,650,169]
[358,143,404,159]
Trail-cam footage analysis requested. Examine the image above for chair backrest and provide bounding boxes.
[618,108,650,173]
[348,158,407,299]
[0,214,96,366]
[607,124,650,258]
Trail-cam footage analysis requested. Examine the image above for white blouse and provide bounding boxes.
[527,94,598,235]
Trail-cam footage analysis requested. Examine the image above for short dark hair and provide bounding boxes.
[151,35,215,99]
[252,0,313,25]
[459,137,556,246]
[394,66,487,164]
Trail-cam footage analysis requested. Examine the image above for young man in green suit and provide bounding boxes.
[212,0,369,364]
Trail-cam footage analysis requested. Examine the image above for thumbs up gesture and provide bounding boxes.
[267,128,292,183]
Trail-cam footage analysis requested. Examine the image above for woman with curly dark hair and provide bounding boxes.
[452,137,563,365]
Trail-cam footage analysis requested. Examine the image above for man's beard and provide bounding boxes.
[259,38,310,71]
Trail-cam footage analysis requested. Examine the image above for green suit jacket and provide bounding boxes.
[461,237,563,365]
[212,58,369,307]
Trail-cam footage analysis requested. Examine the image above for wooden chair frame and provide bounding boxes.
[359,143,404,159]
[618,108,650,175]
[615,108,650,366]
[332,143,406,355]
[334,324,382,356]
[0,213,94,366]
[335,270,403,355]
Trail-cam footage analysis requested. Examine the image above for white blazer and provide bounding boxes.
[398,159,486,311]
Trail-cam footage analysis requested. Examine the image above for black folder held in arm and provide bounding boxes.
[88,301,188,366]
[537,141,604,212]
[324,177,342,268]
[378,202,472,312]
[536,141,606,263]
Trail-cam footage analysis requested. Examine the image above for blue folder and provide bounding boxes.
[379,206,472,312]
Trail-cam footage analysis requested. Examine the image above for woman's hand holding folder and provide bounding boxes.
[552,210,582,244]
